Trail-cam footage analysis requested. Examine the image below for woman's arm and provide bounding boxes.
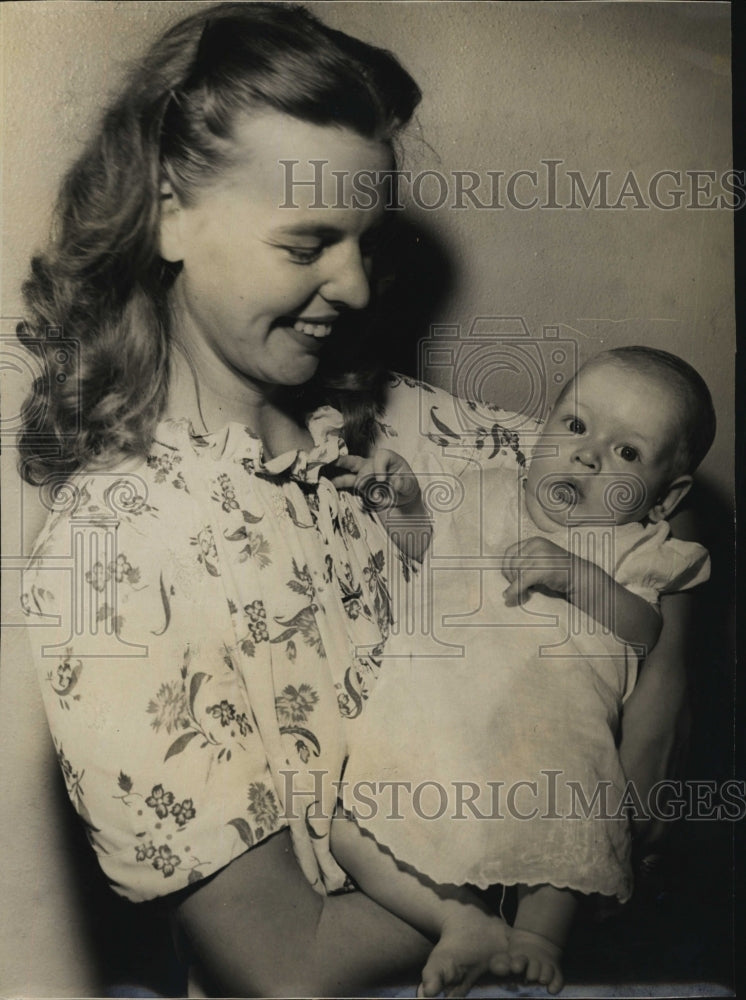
[617,509,698,845]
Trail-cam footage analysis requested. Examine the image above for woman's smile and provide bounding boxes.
[291,319,334,339]
[160,112,392,406]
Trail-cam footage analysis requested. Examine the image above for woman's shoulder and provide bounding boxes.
[22,450,201,630]
[376,372,538,472]
[26,445,193,565]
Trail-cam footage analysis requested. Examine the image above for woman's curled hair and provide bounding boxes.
[18,2,421,484]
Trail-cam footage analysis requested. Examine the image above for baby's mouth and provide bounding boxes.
[550,479,581,507]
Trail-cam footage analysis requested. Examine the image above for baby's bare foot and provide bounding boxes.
[508,927,564,994]
[418,907,510,998]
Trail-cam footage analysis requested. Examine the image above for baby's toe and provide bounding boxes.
[444,977,470,1000]
[524,956,542,983]
[509,952,528,976]
[420,955,455,998]
[442,958,463,989]
[419,971,442,998]
[488,951,511,977]
[538,962,553,985]
[547,966,565,994]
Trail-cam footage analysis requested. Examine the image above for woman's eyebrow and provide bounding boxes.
[271,216,387,239]
[270,223,345,239]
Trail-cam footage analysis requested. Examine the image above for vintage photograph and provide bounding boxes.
[0,2,736,997]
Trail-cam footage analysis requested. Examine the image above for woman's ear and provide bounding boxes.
[159,180,184,263]
[648,474,693,523]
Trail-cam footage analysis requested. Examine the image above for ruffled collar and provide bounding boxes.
[152,405,347,485]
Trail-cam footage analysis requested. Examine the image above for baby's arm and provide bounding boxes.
[502,537,661,655]
[331,812,510,998]
[328,449,433,561]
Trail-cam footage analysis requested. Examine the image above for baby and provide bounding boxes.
[328,347,714,996]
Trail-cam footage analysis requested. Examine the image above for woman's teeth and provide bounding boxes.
[292,319,332,339]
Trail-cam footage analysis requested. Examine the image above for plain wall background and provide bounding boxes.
[1,2,734,995]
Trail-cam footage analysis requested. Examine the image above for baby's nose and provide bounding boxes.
[572,446,600,471]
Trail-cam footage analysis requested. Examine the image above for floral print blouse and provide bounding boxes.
[22,375,531,902]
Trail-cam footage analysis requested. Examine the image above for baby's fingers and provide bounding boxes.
[501,542,530,583]
[503,571,539,606]
[371,448,397,480]
[502,579,525,607]
[327,472,359,490]
[327,454,371,492]
[330,453,365,474]
[352,470,394,508]
[503,540,524,560]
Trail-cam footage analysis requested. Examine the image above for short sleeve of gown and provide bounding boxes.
[613,520,711,605]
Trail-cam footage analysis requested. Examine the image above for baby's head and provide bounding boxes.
[524,346,716,529]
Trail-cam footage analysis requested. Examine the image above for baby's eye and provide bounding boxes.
[619,445,639,463]
[567,418,585,435]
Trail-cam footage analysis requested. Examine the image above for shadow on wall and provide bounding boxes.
[374,215,457,376]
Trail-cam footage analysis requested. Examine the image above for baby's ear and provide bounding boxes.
[648,474,692,523]
[158,180,184,263]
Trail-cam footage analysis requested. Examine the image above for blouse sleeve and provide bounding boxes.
[376,372,541,478]
[614,523,711,605]
[21,471,280,902]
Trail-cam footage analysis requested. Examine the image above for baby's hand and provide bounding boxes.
[502,537,573,605]
[327,449,421,510]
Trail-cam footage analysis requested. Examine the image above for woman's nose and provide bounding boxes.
[320,243,371,311]
[572,446,600,472]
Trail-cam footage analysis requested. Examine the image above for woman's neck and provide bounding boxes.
[164,345,312,457]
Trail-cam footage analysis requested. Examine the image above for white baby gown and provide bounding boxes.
[341,466,710,902]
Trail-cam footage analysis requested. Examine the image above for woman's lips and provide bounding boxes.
[283,317,334,338]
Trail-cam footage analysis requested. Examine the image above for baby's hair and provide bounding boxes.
[17,3,421,483]
[567,346,716,475]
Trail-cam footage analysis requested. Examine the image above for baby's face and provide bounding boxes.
[524,362,681,528]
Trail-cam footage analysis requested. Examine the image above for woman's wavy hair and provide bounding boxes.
[17,2,421,484]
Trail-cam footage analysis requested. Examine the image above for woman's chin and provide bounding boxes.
[272,356,323,388]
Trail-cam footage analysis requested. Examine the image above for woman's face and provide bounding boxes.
[160,112,392,392]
